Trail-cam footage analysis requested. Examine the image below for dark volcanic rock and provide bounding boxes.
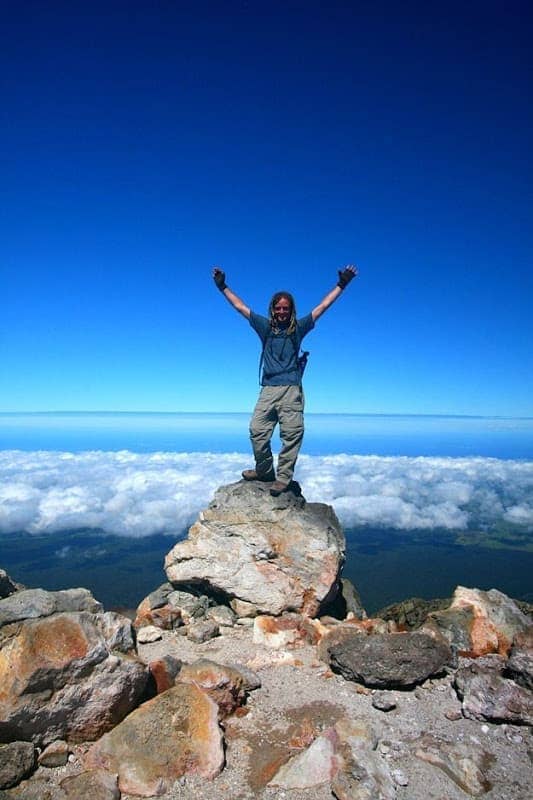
[328,631,452,688]
[0,742,36,789]
[377,596,450,630]
[0,570,22,600]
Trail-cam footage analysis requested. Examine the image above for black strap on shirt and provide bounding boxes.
[258,328,309,385]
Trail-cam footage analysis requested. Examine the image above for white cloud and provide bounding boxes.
[0,450,532,537]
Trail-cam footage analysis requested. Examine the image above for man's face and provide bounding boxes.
[273,297,292,324]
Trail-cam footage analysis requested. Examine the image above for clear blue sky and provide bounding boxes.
[2,0,532,415]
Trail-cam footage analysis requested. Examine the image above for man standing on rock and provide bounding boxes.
[212,265,358,496]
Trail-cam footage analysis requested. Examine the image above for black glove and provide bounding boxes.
[337,267,356,289]
[213,268,227,291]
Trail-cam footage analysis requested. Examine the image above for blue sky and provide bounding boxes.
[2,0,532,416]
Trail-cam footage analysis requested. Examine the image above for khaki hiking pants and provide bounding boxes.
[249,385,305,484]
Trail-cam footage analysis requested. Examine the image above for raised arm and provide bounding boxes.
[311,265,358,322]
[212,267,251,319]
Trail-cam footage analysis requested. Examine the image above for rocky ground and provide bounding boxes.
[2,620,532,800]
[135,626,532,800]
[1,481,532,800]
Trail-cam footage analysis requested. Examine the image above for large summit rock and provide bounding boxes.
[164,480,345,617]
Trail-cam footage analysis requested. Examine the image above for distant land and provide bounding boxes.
[2,523,532,613]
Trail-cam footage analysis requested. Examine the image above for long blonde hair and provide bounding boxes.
[269,291,297,335]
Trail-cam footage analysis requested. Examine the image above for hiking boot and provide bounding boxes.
[242,469,275,482]
[269,480,289,496]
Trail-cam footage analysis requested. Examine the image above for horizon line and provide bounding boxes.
[1,410,533,422]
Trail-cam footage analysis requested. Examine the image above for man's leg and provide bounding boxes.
[249,387,278,478]
[276,385,305,485]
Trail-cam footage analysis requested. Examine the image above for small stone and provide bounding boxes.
[444,709,463,721]
[136,624,163,643]
[391,768,409,786]
[511,734,523,744]
[481,724,490,734]
[178,659,250,718]
[230,598,258,618]
[166,590,210,623]
[236,617,255,627]
[253,614,309,649]
[372,692,397,712]
[38,740,70,767]
[206,605,236,627]
[187,619,219,643]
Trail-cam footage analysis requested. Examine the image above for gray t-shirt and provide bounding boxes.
[250,311,315,386]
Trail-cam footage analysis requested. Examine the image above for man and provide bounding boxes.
[212,265,358,496]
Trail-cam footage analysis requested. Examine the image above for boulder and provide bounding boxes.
[206,604,236,627]
[339,578,367,620]
[177,659,252,718]
[424,586,530,657]
[60,769,120,799]
[136,625,162,643]
[0,589,148,745]
[415,733,492,796]
[317,618,396,663]
[327,631,452,688]
[268,727,341,789]
[331,717,395,800]
[0,569,22,599]
[134,583,210,630]
[253,613,313,650]
[0,742,36,789]
[0,588,102,627]
[454,660,533,725]
[85,683,224,796]
[164,480,345,617]
[505,626,533,691]
[147,655,182,694]
[1,777,66,799]
[96,611,136,653]
[377,596,450,630]
[187,619,219,643]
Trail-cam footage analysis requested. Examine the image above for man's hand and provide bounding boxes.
[337,264,358,289]
[212,266,227,291]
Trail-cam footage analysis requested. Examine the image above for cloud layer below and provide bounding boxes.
[0,450,532,537]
